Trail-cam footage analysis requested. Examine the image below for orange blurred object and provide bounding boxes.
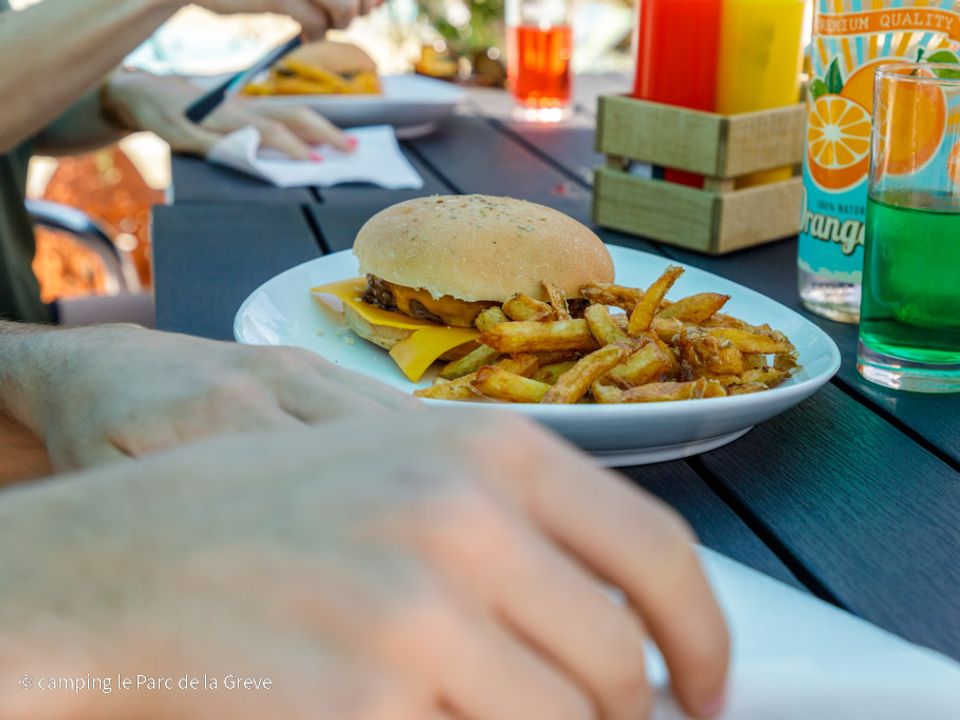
[507,25,572,109]
[32,146,162,302]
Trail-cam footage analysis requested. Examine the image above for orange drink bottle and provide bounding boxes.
[799,0,960,322]
[506,0,573,121]
[633,0,722,187]
[715,0,806,187]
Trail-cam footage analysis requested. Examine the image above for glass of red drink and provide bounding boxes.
[506,0,573,122]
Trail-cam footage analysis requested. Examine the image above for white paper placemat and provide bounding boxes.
[647,548,960,718]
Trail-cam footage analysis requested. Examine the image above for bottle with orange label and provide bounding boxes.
[799,0,960,323]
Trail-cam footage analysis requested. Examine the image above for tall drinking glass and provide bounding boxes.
[857,63,960,392]
[505,0,572,122]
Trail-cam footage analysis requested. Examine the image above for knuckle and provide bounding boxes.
[418,480,514,562]
[203,374,269,414]
[373,572,466,660]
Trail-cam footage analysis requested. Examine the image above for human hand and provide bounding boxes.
[195,0,382,36]
[11,323,416,471]
[1,411,728,719]
[104,71,354,159]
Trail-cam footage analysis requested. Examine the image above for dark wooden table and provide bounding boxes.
[154,80,960,662]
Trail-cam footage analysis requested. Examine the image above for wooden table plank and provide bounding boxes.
[171,155,316,205]
[153,204,321,340]
[694,381,960,660]
[626,462,804,590]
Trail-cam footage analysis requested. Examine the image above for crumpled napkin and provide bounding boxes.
[207,124,424,189]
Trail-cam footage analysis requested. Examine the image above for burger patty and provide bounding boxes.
[362,275,446,323]
[362,274,589,325]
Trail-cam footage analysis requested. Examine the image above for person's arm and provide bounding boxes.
[0,0,182,153]
[31,86,127,157]
[35,71,354,159]
[0,0,365,154]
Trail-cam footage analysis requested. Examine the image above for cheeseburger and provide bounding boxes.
[244,40,380,96]
[317,195,613,380]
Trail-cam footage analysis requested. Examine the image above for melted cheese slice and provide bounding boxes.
[311,278,480,382]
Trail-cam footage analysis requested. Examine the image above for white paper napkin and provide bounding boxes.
[207,124,424,189]
[644,548,960,718]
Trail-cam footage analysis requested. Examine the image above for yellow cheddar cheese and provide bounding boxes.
[312,278,480,381]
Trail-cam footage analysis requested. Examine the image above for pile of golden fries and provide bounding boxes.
[415,265,800,404]
[242,59,380,96]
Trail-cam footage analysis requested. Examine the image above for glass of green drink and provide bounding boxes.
[857,63,960,392]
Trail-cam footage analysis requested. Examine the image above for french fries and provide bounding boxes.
[440,305,509,379]
[580,282,643,312]
[416,264,800,405]
[440,345,499,380]
[584,304,628,346]
[472,366,551,403]
[475,306,509,333]
[479,320,599,354]
[502,293,555,321]
[534,361,578,385]
[628,265,684,335]
[606,340,673,388]
[620,379,727,403]
[705,327,794,354]
[658,292,730,323]
[542,344,628,404]
[544,282,571,320]
[416,355,539,400]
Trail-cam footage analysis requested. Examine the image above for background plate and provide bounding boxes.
[246,74,465,133]
[235,245,841,465]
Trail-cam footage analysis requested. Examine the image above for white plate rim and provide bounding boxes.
[244,73,467,107]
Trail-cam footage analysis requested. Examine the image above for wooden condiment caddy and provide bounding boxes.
[592,95,806,254]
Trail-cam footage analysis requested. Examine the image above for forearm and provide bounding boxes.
[0,321,56,434]
[33,87,126,157]
[0,0,182,153]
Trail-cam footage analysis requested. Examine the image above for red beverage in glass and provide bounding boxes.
[507,24,572,109]
[633,0,722,186]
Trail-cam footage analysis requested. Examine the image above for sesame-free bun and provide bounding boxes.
[286,40,377,75]
[353,195,614,302]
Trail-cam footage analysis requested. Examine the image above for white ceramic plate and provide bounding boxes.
[245,74,465,137]
[235,245,841,466]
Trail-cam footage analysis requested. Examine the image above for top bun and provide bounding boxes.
[286,40,377,74]
[353,195,614,302]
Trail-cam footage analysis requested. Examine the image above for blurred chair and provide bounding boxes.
[27,199,140,294]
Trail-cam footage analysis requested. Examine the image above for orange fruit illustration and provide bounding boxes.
[949,142,960,185]
[807,94,872,191]
[840,57,898,115]
[874,72,947,177]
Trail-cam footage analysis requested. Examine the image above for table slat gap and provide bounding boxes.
[684,454,848,607]
[301,205,332,255]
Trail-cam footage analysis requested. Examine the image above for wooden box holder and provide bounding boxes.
[592,95,806,254]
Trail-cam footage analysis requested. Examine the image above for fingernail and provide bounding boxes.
[345,136,358,150]
[699,688,727,718]
[310,152,324,163]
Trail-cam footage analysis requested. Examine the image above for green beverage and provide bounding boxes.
[860,191,960,365]
[857,63,960,391]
